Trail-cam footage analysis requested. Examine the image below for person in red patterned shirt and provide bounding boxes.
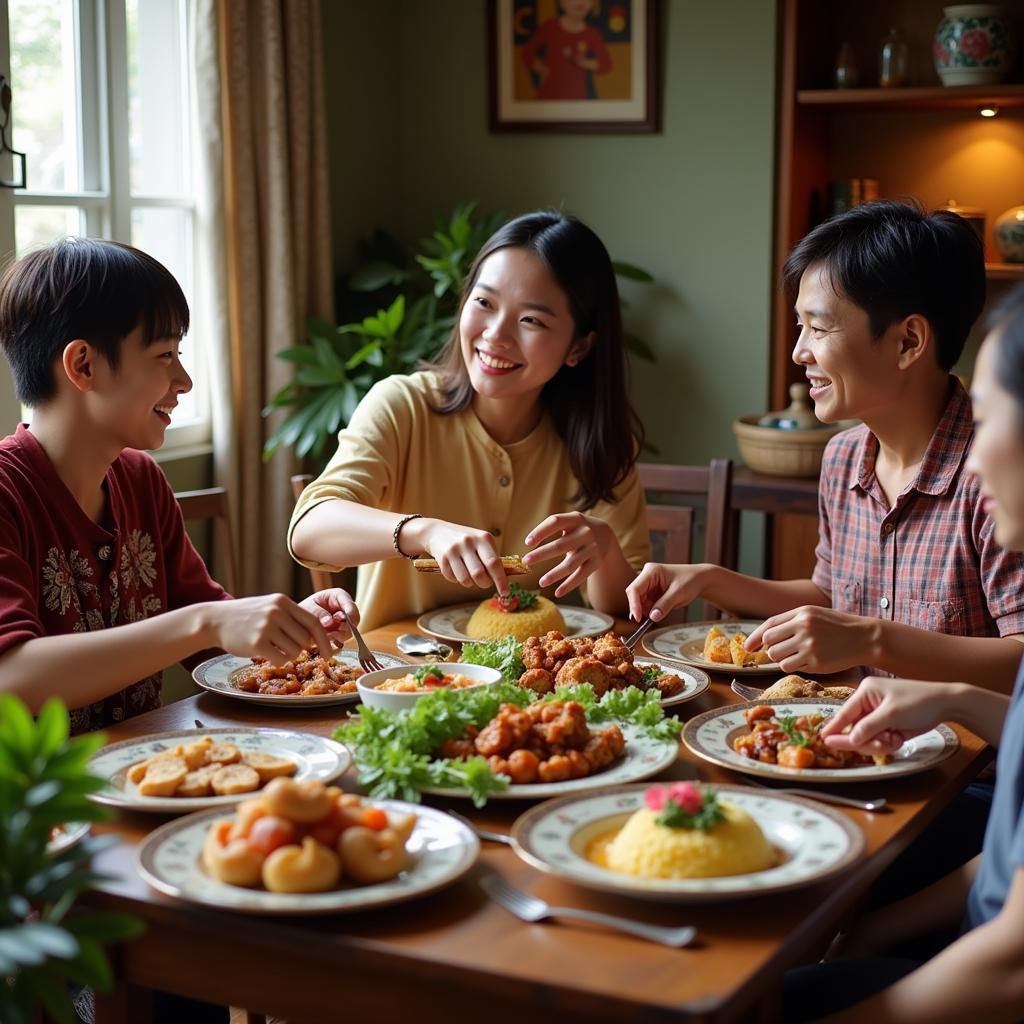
[0,238,360,733]
[628,200,1024,693]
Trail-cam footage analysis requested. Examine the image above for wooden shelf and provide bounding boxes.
[797,83,1024,111]
[986,262,1024,280]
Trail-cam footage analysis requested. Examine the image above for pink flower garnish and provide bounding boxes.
[667,781,703,814]
[644,785,669,811]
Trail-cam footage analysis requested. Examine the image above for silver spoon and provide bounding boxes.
[396,633,454,659]
[745,778,887,811]
[446,810,513,845]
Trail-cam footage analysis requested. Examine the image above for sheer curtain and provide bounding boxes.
[191,0,333,595]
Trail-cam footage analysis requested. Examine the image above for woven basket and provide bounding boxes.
[732,415,839,477]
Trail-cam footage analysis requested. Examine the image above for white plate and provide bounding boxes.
[633,657,710,708]
[192,649,409,707]
[89,727,351,813]
[643,620,781,675]
[511,783,864,902]
[421,721,679,801]
[47,822,90,857]
[137,801,479,914]
[683,699,959,783]
[417,603,615,644]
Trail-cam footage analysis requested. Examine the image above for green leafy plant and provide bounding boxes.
[263,202,656,463]
[0,695,143,1024]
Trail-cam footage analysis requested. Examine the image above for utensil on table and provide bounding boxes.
[746,778,886,812]
[731,679,765,701]
[480,874,696,947]
[623,616,654,652]
[446,810,512,846]
[343,614,383,672]
[194,719,205,729]
[396,633,454,659]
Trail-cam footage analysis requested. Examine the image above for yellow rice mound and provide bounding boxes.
[465,596,566,642]
[604,802,776,879]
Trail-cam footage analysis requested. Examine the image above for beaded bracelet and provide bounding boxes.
[392,513,423,558]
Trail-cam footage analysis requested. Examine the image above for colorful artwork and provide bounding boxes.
[489,0,658,132]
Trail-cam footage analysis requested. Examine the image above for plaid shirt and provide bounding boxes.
[813,379,1024,643]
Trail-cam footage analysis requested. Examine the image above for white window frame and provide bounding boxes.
[0,0,210,450]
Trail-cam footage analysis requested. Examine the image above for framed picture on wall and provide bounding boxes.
[488,0,660,133]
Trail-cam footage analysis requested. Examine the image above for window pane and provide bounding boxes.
[131,205,199,423]
[126,0,190,196]
[9,0,80,191]
[14,206,84,255]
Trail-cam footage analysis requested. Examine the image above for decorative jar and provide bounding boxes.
[995,204,1024,262]
[933,4,1015,86]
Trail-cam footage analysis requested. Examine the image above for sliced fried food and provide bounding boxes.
[127,759,152,784]
[175,768,216,798]
[412,554,528,575]
[210,763,261,795]
[137,756,188,796]
[241,751,298,782]
[205,742,241,766]
[182,737,215,770]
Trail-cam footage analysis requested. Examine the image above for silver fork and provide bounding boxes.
[481,874,696,947]
[745,778,887,812]
[341,613,383,672]
[731,679,765,701]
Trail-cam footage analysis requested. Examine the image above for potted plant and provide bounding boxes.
[263,203,655,464]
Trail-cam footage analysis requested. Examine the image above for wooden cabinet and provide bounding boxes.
[768,0,1024,578]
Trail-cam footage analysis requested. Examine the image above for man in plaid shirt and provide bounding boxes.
[628,200,1024,693]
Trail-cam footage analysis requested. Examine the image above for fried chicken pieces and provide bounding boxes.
[519,631,685,699]
[439,700,625,785]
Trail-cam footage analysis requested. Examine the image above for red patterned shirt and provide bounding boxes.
[812,380,1024,655]
[0,425,227,733]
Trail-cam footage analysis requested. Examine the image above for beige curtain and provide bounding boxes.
[192,0,333,596]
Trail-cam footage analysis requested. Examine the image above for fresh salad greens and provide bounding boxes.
[459,635,524,684]
[335,679,682,807]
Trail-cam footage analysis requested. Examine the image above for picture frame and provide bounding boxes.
[488,0,660,133]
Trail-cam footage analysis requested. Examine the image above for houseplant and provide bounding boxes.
[0,695,142,1024]
[263,203,656,463]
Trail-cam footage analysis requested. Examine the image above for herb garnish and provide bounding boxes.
[414,665,445,683]
[646,782,726,831]
[489,581,538,613]
[775,714,811,748]
[640,665,663,687]
[459,635,525,684]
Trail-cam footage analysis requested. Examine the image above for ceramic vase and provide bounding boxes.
[995,204,1024,263]
[933,4,1014,85]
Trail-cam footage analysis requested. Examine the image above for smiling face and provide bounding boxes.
[966,333,1024,551]
[85,326,192,451]
[459,246,591,412]
[791,262,909,424]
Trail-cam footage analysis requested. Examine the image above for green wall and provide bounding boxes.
[320,0,778,564]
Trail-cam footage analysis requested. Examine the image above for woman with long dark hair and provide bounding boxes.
[289,210,648,629]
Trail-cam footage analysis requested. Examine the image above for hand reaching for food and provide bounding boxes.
[412,518,511,594]
[744,606,876,674]
[626,562,711,623]
[522,511,614,598]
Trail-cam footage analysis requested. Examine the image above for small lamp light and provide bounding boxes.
[978,103,999,118]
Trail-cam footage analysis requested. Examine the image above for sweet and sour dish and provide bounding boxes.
[202,777,416,893]
[231,648,361,697]
[519,631,686,699]
[127,736,297,798]
[439,700,625,784]
[733,705,888,770]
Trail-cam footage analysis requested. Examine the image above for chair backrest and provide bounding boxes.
[645,503,694,565]
[290,474,338,593]
[175,486,239,596]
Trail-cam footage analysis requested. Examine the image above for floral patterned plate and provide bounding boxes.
[633,657,710,709]
[643,620,781,675]
[683,699,959,783]
[420,721,679,801]
[417,603,615,644]
[192,649,409,707]
[510,783,864,902]
[47,822,90,857]
[88,727,351,814]
[136,801,479,914]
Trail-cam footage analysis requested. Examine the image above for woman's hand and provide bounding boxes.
[206,594,335,666]
[625,562,712,622]
[522,512,613,598]
[418,518,509,594]
[820,677,956,756]
[744,606,878,675]
[298,589,359,646]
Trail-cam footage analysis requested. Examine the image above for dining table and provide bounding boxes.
[83,616,992,1024]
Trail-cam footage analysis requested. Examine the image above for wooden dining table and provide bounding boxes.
[85,617,991,1024]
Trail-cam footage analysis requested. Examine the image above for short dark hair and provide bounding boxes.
[987,284,1024,424]
[783,199,985,371]
[426,209,643,510]
[0,237,189,405]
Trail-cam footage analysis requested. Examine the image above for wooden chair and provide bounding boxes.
[175,486,239,595]
[290,473,340,593]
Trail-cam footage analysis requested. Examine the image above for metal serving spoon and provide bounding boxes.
[396,633,454,659]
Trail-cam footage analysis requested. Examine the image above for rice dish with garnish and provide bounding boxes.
[465,584,565,642]
[603,803,776,879]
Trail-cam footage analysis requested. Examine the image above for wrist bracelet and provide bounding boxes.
[393,513,423,559]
